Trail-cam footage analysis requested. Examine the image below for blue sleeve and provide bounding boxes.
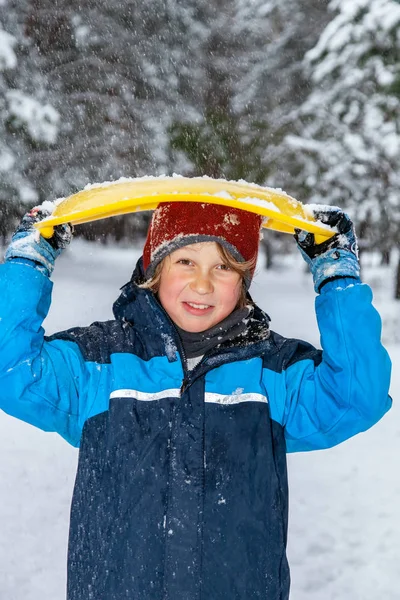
[277,281,391,452]
[0,261,103,447]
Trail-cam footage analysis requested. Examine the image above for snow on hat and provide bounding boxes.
[142,201,263,287]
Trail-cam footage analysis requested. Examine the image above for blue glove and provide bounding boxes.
[5,204,73,277]
[294,206,360,293]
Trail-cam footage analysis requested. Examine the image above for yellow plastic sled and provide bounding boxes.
[34,176,334,243]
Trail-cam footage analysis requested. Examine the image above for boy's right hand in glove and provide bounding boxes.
[294,205,360,292]
[4,203,73,277]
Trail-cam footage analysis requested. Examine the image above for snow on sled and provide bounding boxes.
[35,175,334,243]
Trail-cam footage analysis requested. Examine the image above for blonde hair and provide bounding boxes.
[140,243,256,309]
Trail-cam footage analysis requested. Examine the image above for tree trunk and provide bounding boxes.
[261,238,273,269]
[394,254,400,299]
[381,248,391,265]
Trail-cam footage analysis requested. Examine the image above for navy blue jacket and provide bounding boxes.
[0,259,391,600]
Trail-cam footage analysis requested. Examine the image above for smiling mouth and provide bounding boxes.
[184,301,213,311]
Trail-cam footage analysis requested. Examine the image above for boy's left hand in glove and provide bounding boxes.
[294,206,360,292]
[5,203,73,277]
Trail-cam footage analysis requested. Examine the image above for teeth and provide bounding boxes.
[187,302,211,310]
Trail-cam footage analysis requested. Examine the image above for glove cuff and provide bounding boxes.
[4,231,60,277]
[309,248,360,293]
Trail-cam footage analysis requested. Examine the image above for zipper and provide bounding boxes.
[150,294,209,394]
[159,309,210,395]
[148,292,263,395]
[178,352,210,394]
[180,377,189,395]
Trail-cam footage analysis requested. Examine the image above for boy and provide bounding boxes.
[0,199,391,600]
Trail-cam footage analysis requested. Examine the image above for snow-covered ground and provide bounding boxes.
[0,241,398,599]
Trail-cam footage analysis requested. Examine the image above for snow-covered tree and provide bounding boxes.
[169,0,330,183]
[0,22,21,241]
[283,0,400,261]
[0,4,60,242]
[169,1,253,179]
[21,1,207,193]
[232,0,330,156]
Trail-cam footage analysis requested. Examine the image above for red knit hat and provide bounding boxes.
[142,202,263,287]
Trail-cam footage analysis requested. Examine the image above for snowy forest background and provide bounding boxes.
[1,2,400,599]
[1,0,399,293]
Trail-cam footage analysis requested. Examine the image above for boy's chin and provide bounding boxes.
[174,315,217,333]
[177,321,212,333]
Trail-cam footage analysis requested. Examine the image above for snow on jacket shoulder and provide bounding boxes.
[0,259,391,600]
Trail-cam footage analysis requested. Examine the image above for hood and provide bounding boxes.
[112,256,155,324]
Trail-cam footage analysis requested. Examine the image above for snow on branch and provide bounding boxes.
[0,27,17,71]
[6,90,60,145]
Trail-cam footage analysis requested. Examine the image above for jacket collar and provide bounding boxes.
[113,257,178,351]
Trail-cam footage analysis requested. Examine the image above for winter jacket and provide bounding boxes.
[0,259,391,600]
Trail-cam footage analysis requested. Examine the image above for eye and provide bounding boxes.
[216,263,231,271]
[176,258,193,266]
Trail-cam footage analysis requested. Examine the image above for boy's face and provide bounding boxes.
[158,242,242,333]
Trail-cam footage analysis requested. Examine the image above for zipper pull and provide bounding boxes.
[180,378,189,394]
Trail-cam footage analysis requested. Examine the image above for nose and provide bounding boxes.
[190,272,214,295]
